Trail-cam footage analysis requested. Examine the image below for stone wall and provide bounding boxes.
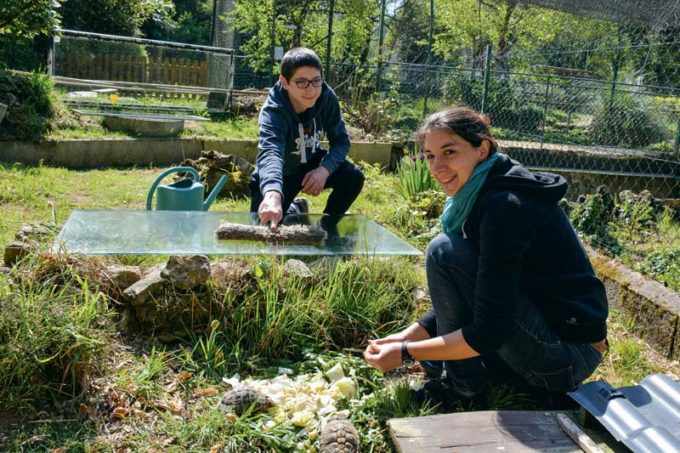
[589,246,680,360]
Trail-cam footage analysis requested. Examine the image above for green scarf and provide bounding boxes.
[440,153,502,236]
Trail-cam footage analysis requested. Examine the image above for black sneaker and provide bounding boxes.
[411,378,464,409]
[419,360,443,379]
[287,197,309,215]
[411,377,488,410]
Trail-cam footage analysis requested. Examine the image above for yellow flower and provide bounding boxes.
[109,94,119,104]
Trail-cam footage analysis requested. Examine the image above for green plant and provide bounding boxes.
[637,247,680,290]
[0,269,113,411]
[117,345,169,402]
[187,320,228,381]
[396,154,438,200]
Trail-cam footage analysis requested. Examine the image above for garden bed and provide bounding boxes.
[0,161,678,451]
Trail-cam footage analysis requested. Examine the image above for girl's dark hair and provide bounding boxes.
[417,105,498,154]
[280,47,323,81]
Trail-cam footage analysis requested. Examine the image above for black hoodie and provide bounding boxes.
[254,81,351,196]
[418,154,608,354]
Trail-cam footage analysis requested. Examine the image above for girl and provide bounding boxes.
[364,106,608,406]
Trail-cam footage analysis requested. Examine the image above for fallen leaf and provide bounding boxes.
[80,404,95,419]
[193,387,219,397]
[177,371,193,381]
[130,408,149,419]
[111,407,129,419]
[210,443,224,453]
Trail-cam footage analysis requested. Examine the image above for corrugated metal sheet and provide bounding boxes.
[569,374,680,453]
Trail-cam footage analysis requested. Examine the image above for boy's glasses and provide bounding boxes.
[293,78,323,89]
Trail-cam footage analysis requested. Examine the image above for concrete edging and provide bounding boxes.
[0,139,395,169]
[588,246,680,360]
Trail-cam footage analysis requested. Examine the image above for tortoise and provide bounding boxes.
[218,388,274,416]
[319,418,360,453]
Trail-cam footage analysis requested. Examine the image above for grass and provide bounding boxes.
[1,162,679,451]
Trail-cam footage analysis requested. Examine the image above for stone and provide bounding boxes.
[4,241,32,266]
[123,268,165,305]
[0,266,11,276]
[15,222,54,241]
[282,259,314,278]
[161,255,211,290]
[211,259,251,282]
[106,265,142,293]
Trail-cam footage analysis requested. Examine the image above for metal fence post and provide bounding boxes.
[423,0,435,117]
[325,0,334,81]
[541,75,552,146]
[608,26,623,110]
[480,45,492,114]
[375,0,387,92]
[48,32,57,76]
[675,115,680,153]
[270,2,277,86]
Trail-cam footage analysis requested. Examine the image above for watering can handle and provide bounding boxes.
[146,166,202,210]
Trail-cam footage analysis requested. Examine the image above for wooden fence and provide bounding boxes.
[56,52,210,86]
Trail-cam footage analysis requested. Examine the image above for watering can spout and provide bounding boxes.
[202,175,228,211]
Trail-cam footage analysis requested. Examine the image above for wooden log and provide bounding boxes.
[556,413,605,453]
[215,222,327,245]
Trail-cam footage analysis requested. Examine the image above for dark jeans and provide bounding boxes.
[425,233,603,397]
[249,151,365,215]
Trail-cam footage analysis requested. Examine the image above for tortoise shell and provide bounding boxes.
[218,388,273,416]
[319,419,360,453]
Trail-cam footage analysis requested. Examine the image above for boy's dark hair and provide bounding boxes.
[280,47,323,81]
[417,105,498,154]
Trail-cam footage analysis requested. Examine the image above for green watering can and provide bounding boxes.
[146,166,228,211]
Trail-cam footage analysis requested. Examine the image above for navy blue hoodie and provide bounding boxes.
[254,81,351,196]
[418,154,608,354]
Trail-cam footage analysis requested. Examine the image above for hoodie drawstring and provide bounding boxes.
[298,123,307,163]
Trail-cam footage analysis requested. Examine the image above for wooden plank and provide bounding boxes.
[389,411,580,453]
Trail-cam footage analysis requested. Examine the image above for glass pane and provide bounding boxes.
[52,210,422,256]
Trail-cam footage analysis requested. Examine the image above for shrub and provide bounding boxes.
[0,71,56,141]
[442,76,543,133]
[615,190,658,230]
[590,92,669,148]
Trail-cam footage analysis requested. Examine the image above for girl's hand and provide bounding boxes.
[371,332,408,345]
[370,323,430,346]
[363,341,402,372]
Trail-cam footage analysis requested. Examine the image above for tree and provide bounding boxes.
[230,0,378,74]
[0,0,60,38]
[388,0,433,64]
[0,0,60,70]
[60,0,174,37]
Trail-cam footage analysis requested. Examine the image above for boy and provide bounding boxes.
[250,47,364,231]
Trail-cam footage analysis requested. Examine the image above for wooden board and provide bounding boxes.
[389,410,581,452]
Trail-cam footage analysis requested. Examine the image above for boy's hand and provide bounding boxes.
[259,191,283,232]
[301,166,330,196]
